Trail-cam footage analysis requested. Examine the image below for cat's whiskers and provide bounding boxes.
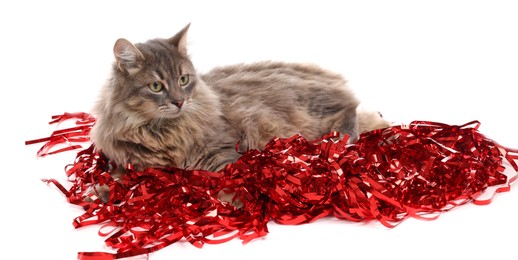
[131,107,162,128]
[187,101,212,120]
[150,113,167,128]
[132,106,159,117]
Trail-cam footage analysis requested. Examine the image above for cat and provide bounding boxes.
[90,24,390,175]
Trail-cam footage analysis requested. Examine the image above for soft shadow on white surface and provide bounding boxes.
[2,1,518,259]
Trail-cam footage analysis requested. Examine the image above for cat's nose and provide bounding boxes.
[172,99,185,108]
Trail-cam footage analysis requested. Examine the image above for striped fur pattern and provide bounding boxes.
[91,24,389,172]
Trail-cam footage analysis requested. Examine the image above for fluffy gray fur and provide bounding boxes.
[91,24,389,172]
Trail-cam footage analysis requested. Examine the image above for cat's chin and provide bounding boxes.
[157,111,183,120]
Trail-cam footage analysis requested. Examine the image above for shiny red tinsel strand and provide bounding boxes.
[26,113,518,259]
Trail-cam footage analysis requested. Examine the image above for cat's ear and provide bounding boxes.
[168,23,190,55]
[113,38,144,74]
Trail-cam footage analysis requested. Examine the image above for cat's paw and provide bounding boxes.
[357,107,391,133]
[83,183,111,203]
[83,167,125,203]
[218,189,244,208]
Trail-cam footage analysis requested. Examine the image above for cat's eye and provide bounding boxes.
[148,81,164,92]
[178,74,190,86]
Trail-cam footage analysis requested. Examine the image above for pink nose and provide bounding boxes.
[173,99,184,108]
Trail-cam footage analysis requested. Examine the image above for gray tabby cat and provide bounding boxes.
[91,24,389,173]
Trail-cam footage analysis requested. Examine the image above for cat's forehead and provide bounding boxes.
[128,39,194,77]
[136,39,178,60]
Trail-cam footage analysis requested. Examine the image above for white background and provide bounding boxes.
[2,0,518,259]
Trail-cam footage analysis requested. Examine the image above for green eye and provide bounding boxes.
[148,81,163,92]
[178,74,190,86]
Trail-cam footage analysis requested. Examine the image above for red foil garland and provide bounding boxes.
[26,113,518,259]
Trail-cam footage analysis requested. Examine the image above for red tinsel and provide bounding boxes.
[26,112,518,259]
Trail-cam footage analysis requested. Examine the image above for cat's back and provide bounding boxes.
[201,61,357,123]
[201,61,349,96]
[200,61,359,148]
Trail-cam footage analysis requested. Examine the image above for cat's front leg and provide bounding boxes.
[214,148,245,208]
[83,166,125,203]
[196,147,244,207]
[196,147,242,172]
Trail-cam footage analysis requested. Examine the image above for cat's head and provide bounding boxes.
[109,24,197,121]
